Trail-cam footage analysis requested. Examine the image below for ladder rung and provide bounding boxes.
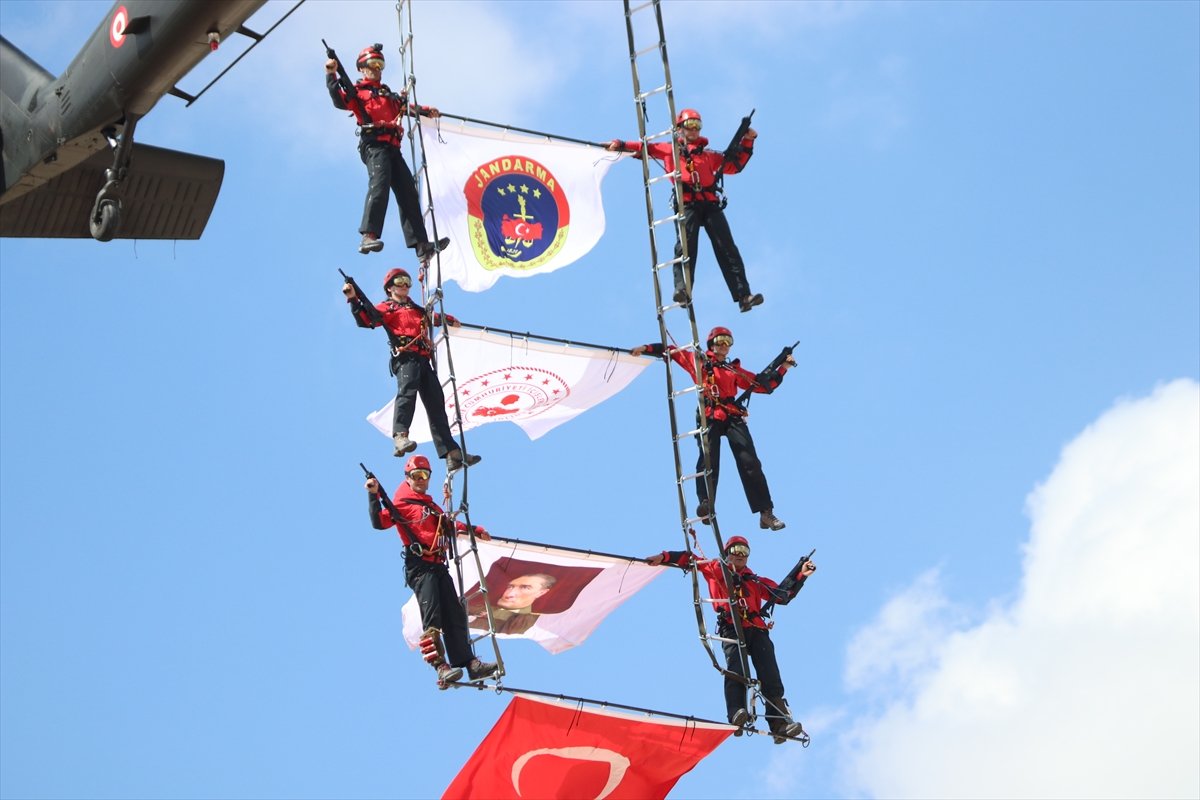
[675,427,702,439]
[652,213,681,227]
[646,127,674,141]
[670,385,698,398]
[654,255,684,270]
[637,85,668,100]
[704,634,739,645]
[627,0,655,14]
[632,42,661,59]
[647,172,674,186]
[678,470,704,482]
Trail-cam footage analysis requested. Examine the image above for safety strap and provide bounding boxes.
[394,497,453,559]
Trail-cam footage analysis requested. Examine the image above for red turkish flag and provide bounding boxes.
[443,695,733,800]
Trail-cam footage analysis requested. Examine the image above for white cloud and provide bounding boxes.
[839,379,1200,800]
[843,568,968,696]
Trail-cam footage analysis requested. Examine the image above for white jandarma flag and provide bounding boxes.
[401,537,665,654]
[367,326,650,443]
[420,121,627,292]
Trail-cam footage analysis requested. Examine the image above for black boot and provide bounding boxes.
[435,662,463,690]
[467,658,498,681]
[738,293,764,313]
[729,707,748,737]
[417,237,451,261]
[447,450,481,471]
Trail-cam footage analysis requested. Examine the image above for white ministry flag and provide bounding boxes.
[400,536,666,654]
[367,326,649,443]
[420,121,627,292]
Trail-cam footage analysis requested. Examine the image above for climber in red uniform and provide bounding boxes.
[344,267,480,470]
[647,536,816,742]
[633,326,793,530]
[607,108,763,312]
[326,43,449,258]
[365,454,497,688]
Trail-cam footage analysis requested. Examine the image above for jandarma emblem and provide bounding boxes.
[464,156,570,271]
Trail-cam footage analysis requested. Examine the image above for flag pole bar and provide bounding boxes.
[468,683,731,728]
[436,112,612,149]
[454,321,635,356]
[484,533,655,565]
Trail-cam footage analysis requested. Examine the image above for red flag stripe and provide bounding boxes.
[444,695,732,800]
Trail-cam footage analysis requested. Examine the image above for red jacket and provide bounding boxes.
[616,134,753,203]
[643,344,788,421]
[327,76,432,147]
[373,482,472,564]
[662,552,794,630]
[350,298,455,358]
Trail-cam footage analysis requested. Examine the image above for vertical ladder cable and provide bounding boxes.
[393,0,505,681]
[621,0,756,711]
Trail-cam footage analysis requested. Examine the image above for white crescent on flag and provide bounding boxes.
[367,326,651,444]
[443,695,732,800]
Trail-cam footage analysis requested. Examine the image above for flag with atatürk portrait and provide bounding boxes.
[443,695,733,800]
[400,536,665,654]
[419,120,626,292]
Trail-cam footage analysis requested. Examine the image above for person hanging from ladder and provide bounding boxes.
[646,536,816,743]
[343,267,481,470]
[632,326,793,530]
[325,43,450,258]
[606,108,763,312]
[363,455,499,689]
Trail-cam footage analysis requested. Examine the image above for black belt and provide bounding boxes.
[391,344,430,359]
[389,335,427,356]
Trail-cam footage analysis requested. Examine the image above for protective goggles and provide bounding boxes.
[390,275,412,288]
[363,58,385,71]
[407,468,431,481]
[710,334,733,347]
[727,545,750,557]
[680,118,702,131]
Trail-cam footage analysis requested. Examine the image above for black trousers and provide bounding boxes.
[406,559,473,668]
[392,354,459,458]
[695,415,773,513]
[720,623,788,725]
[358,140,430,249]
[674,201,750,302]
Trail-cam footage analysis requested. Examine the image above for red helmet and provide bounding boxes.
[707,326,733,348]
[676,108,702,128]
[356,44,385,71]
[383,267,411,290]
[725,536,751,554]
[405,454,431,474]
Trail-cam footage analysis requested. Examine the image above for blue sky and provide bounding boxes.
[1,1,1197,799]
